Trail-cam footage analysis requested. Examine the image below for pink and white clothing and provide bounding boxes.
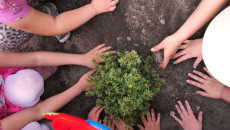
[0,0,32,23]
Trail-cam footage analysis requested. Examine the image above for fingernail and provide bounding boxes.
[170,111,175,115]
[194,66,197,69]
[151,48,155,52]
[173,61,176,64]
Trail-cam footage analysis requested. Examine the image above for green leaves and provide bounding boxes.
[86,50,164,126]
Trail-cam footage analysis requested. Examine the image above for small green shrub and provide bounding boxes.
[86,50,164,126]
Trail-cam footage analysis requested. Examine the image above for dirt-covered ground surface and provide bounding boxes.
[18,0,230,129]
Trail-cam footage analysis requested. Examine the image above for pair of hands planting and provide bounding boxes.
[75,44,116,91]
[152,38,230,103]
[87,100,202,130]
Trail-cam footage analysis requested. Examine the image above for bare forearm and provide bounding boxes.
[220,87,230,103]
[53,4,97,35]
[174,0,228,42]
[36,82,83,119]
[7,4,97,35]
[0,51,86,68]
[1,82,84,130]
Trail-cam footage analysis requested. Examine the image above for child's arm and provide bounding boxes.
[6,0,119,35]
[151,0,228,69]
[0,70,94,130]
[0,44,113,68]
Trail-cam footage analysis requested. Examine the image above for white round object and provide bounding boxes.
[4,69,44,108]
[203,6,230,87]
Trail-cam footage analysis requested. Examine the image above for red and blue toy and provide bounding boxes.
[43,112,111,130]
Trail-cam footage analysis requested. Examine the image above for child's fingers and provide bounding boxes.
[171,113,183,126]
[188,73,205,84]
[109,6,116,11]
[151,108,156,121]
[196,91,210,98]
[193,70,210,80]
[156,113,160,124]
[146,109,151,121]
[161,56,170,69]
[111,122,115,130]
[178,101,188,116]
[99,46,111,53]
[96,106,104,114]
[141,115,147,126]
[95,44,105,51]
[198,111,203,124]
[172,50,186,59]
[187,79,203,89]
[178,44,188,49]
[95,106,104,120]
[102,51,116,55]
[151,42,164,52]
[183,40,191,44]
[173,54,190,64]
[137,124,145,130]
[203,67,213,77]
[88,106,98,119]
[103,116,108,125]
[193,57,202,69]
[185,100,194,116]
[110,0,119,6]
[175,104,184,119]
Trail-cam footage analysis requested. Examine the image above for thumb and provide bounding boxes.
[151,43,164,52]
[198,111,203,124]
[193,57,202,69]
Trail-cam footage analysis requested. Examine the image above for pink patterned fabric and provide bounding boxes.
[0,0,32,23]
[0,68,25,120]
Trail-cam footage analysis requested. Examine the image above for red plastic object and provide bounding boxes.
[44,112,98,130]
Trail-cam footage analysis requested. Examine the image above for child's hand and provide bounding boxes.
[113,117,134,130]
[187,67,226,99]
[137,108,160,130]
[90,0,119,15]
[88,106,104,123]
[77,70,95,91]
[82,44,115,69]
[103,116,115,130]
[171,101,203,130]
[151,34,184,69]
[172,39,203,68]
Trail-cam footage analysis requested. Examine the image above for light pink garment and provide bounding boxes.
[0,68,25,120]
[0,0,32,23]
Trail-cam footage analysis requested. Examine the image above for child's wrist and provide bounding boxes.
[75,82,86,92]
[88,3,98,15]
[80,54,91,67]
[220,86,227,99]
[172,32,188,44]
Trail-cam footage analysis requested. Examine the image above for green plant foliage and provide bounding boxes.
[86,50,164,126]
